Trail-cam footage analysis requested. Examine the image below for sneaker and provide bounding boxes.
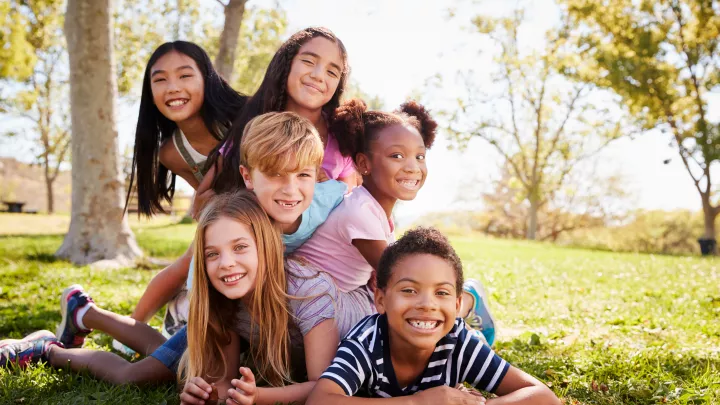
[463,279,496,346]
[57,284,94,348]
[161,289,189,338]
[0,330,63,368]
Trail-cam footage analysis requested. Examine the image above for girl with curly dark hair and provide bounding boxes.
[288,98,439,332]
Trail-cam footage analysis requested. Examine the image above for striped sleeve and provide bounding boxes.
[286,266,337,336]
[320,339,372,396]
[457,330,510,393]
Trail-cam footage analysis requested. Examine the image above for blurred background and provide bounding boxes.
[1,0,718,256]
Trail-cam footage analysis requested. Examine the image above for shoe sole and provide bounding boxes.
[471,280,496,329]
[0,330,55,348]
[57,284,83,348]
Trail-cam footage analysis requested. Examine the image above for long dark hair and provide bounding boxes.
[126,41,248,217]
[210,27,349,193]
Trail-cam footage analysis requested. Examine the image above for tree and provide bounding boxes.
[477,161,628,241]
[214,0,248,82]
[57,0,142,266]
[439,10,627,239]
[0,0,70,214]
[560,0,720,254]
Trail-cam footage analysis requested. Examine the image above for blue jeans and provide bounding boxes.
[149,325,187,373]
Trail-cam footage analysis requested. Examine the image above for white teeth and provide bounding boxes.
[167,99,188,107]
[398,180,419,189]
[277,201,299,208]
[409,320,438,329]
[222,274,245,282]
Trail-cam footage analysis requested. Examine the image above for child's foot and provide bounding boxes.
[57,284,95,348]
[0,330,63,368]
[463,279,496,346]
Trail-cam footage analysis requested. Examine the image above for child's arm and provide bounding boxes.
[189,157,221,219]
[307,379,486,405]
[485,367,559,405]
[252,319,340,405]
[131,245,192,323]
[351,239,388,289]
[351,239,388,270]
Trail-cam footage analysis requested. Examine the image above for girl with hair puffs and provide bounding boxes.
[293,99,497,345]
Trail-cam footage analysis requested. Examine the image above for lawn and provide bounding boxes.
[0,214,719,404]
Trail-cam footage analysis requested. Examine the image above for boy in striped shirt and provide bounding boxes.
[308,227,560,405]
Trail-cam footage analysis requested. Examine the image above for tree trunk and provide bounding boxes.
[699,193,718,255]
[214,0,247,82]
[45,172,54,214]
[57,0,142,267]
[527,197,539,240]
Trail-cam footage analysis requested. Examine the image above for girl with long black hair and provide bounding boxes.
[126,40,247,217]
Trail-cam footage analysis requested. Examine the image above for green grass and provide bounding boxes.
[1,222,719,404]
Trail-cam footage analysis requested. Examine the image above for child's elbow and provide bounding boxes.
[537,386,561,405]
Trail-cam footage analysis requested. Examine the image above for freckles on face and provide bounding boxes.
[285,37,344,111]
[203,218,259,300]
[379,254,460,350]
[365,125,428,201]
[150,50,205,123]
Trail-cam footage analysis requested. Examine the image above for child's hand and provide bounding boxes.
[227,367,257,405]
[180,377,214,405]
[317,169,330,183]
[190,189,216,220]
[414,385,486,405]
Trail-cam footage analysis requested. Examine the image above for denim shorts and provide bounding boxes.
[149,325,187,373]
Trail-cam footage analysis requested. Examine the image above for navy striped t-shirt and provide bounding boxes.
[320,313,510,397]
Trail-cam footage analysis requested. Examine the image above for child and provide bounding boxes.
[292,99,496,344]
[197,26,357,210]
[307,228,560,405]
[123,40,247,341]
[0,114,352,396]
[126,40,246,216]
[133,26,356,331]
[179,191,372,405]
[0,191,352,405]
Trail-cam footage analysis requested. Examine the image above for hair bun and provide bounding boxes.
[330,98,368,157]
[398,101,437,149]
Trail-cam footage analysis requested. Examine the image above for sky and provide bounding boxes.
[1,0,711,222]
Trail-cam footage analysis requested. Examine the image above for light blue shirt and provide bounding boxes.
[186,180,347,290]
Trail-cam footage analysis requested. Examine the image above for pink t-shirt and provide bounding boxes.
[291,186,394,292]
[322,131,355,180]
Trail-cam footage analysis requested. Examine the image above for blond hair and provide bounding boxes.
[239,111,324,174]
[178,190,292,387]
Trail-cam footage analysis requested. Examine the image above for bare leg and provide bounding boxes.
[47,345,174,385]
[83,306,166,356]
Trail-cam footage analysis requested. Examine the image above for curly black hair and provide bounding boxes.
[377,227,464,295]
[330,98,438,162]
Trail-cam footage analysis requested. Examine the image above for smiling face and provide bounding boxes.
[375,253,461,352]
[240,164,316,234]
[203,217,259,301]
[150,50,205,124]
[357,124,427,204]
[285,37,343,112]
